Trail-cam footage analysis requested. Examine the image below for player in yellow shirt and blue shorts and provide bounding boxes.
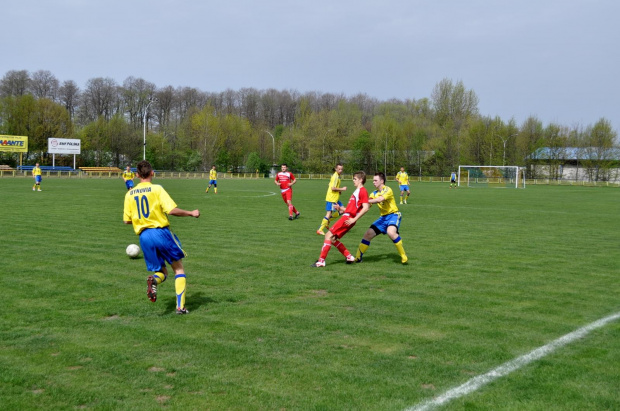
[205,165,217,193]
[122,165,135,190]
[396,167,410,204]
[316,163,347,235]
[355,172,408,264]
[123,160,200,315]
[32,163,42,191]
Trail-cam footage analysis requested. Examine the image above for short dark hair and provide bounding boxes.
[374,172,386,184]
[353,170,366,184]
[136,160,153,179]
[281,163,287,167]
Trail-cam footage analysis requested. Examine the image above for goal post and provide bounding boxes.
[458,166,526,188]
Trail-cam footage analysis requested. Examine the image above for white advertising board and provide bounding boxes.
[48,138,81,154]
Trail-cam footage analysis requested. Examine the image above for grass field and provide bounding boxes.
[1,176,619,410]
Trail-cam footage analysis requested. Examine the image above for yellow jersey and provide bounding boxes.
[122,171,135,181]
[396,171,409,185]
[123,182,177,235]
[210,169,217,180]
[325,171,342,203]
[33,166,42,177]
[370,185,399,216]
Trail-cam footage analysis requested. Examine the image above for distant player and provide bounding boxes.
[396,167,411,204]
[123,160,200,315]
[206,165,217,194]
[122,165,135,190]
[355,172,408,264]
[32,163,42,191]
[316,163,347,235]
[275,163,300,220]
[312,171,370,267]
[450,171,457,188]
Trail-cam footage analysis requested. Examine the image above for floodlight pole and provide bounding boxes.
[143,98,157,160]
[500,133,517,166]
[263,130,275,166]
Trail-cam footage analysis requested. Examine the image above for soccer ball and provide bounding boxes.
[126,244,141,258]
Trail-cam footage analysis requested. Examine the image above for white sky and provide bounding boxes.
[3,0,619,133]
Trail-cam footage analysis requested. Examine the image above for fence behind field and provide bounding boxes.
[1,169,619,187]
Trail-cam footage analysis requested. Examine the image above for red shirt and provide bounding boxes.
[275,171,295,191]
[343,186,369,217]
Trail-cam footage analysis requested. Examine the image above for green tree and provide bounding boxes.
[279,140,300,171]
[430,78,479,171]
[350,130,373,172]
[246,151,266,174]
[582,118,618,181]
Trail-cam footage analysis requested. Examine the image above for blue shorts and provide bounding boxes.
[139,227,186,272]
[399,185,409,192]
[371,212,401,235]
[35,176,42,183]
[209,179,217,185]
[325,200,343,212]
[125,180,134,190]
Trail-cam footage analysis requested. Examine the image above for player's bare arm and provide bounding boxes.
[169,208,200,218]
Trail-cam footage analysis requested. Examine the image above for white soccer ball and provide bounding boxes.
[126,244,141,258]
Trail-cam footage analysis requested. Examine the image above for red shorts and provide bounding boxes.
[280,189,292,203]
[328,215,356,239]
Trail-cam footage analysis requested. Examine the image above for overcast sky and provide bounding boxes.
[3,0,619,134]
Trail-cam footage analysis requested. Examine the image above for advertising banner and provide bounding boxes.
[0,135,28,153]
[48,138,81,154]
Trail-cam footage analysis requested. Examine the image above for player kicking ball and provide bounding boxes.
[123,160,200,315]
[312,171,370,267]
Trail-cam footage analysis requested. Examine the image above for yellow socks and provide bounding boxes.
[356,239,370,261]
[393,237,407,263]
[175,274,186,309]
[319,217,329,232]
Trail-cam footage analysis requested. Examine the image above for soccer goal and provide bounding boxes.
[458,166,526,188]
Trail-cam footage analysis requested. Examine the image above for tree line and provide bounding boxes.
[0,69,617,178]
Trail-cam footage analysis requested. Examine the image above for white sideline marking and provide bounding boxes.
[406,311,620,411]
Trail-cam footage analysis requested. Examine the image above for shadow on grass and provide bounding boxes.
[164,291,217,314]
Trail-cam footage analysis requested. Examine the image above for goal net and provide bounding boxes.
[458,166,525,188]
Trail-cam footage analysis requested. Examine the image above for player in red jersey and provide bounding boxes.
[274,163,300,220]
[312,171,370,267]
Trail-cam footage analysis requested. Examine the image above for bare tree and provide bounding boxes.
[58,80,80,120]
[30,70,59,101]
[239,87,260,125]
[155,85,176,128]
[0,70,30,97]
[122,76,156,128]
[80,77,120,122]
[221,88,239,116]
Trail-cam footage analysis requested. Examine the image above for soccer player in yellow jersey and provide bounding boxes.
[205,165,217,193]
[32,163,42,191]
[355,172,408,264]
[316,163,347,235]
[122,165,135,190]
[123,160,200,315]
[396,167,411,204]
